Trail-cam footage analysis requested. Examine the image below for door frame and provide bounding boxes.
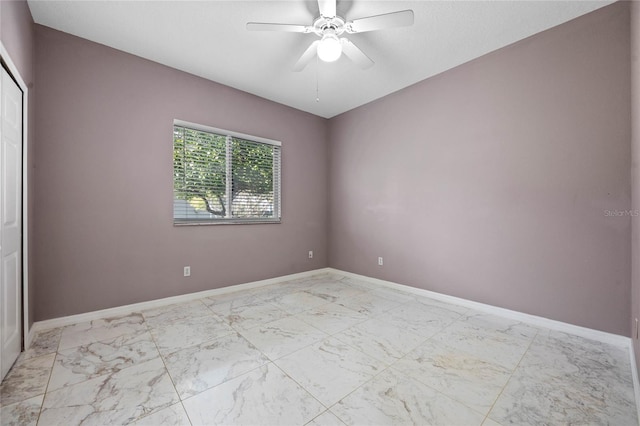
[0,42,31,350]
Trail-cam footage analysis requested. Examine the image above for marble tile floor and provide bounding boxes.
[0,273,637,425]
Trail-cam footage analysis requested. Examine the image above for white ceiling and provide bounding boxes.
[27,0,613,118]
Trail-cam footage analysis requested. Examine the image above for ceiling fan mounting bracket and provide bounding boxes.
[312,16,346,37]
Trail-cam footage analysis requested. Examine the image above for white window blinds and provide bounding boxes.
[173,121,281,224]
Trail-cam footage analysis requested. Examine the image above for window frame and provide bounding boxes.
[173,119,282,226]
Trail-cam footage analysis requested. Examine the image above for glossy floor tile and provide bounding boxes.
[0,394,43,426]
[58,313,147,351]
[295,303,370,335]
[239,316,328,360]
[331,368,485,425]
[307,410,345,426]
[148,314,236,357]
[162,332,270,398]
[141,300,214,328]
[182,363,324,425]
[264,290,332,314]
[333,317,426,365]
[1,273,637,425]
[392,337,515,414]
[0,353,55,407]
[380,300,465,338]
[22,328,62,360]
[133,403,191,426]
[39,358,178,425]
[275,337,385,406]
[48,330,160,391]
[488,332,638,425]
[204,297,291,331]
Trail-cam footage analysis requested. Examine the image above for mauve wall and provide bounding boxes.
[34,26,328,321]
[328,2,631,335]
[1,0,33,78]
[631,0,640,367]
[1,0,35,328]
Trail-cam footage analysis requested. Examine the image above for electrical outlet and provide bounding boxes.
[184,266,191,277]
[308,250,313,259]
[378,257,383,266]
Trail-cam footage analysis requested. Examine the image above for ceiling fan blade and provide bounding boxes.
[347,10,414,33]
[318,0,336,17]
[293,41,320,72]
[246,22,311,33]
[340,38,374,70]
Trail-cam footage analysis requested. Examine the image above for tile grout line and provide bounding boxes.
[322,315,431,367]
[269,361,333,424]
[327,362,392,406]
[378,309,523,421]
[237,323,331,364]
[248,280,441,418]
[261,287,412,422]
[53,313,148,353]
[304,410,347,426]
[35,318,158,396]
[381,320,490,418]
[289,283,419,337]
[142,314,194,426]
[298,289,452,422]
[480,328,540,425]
[143,300,281,413]
[34,327,63,426]
[145,296,294,417]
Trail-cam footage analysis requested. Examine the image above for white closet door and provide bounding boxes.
[0,66,23,381]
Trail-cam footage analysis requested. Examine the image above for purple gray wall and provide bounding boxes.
[25,1,638,342]
[631,0,640,368]
[1,0,33,78]
[1,0,35,328]
[33,26,328,321]
[328,2,631,335]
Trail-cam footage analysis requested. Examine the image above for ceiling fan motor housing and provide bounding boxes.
[313,16,347,37]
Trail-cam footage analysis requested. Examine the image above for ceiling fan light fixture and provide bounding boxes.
[248,0,414,71]
[317,32,342,62]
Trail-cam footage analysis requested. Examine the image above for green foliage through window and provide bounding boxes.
[173,123,281,223]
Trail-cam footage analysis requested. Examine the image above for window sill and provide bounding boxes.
[174,219,281,226]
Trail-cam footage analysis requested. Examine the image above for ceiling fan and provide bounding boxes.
[247,0,414,71]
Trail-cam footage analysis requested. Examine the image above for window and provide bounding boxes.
[173,120,281,224]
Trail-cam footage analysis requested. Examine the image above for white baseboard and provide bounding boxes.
[25,325,35,350]
[630,343,640,424]
[31,266,631,349]
[30,268,333,333]
[329,268,630,348]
